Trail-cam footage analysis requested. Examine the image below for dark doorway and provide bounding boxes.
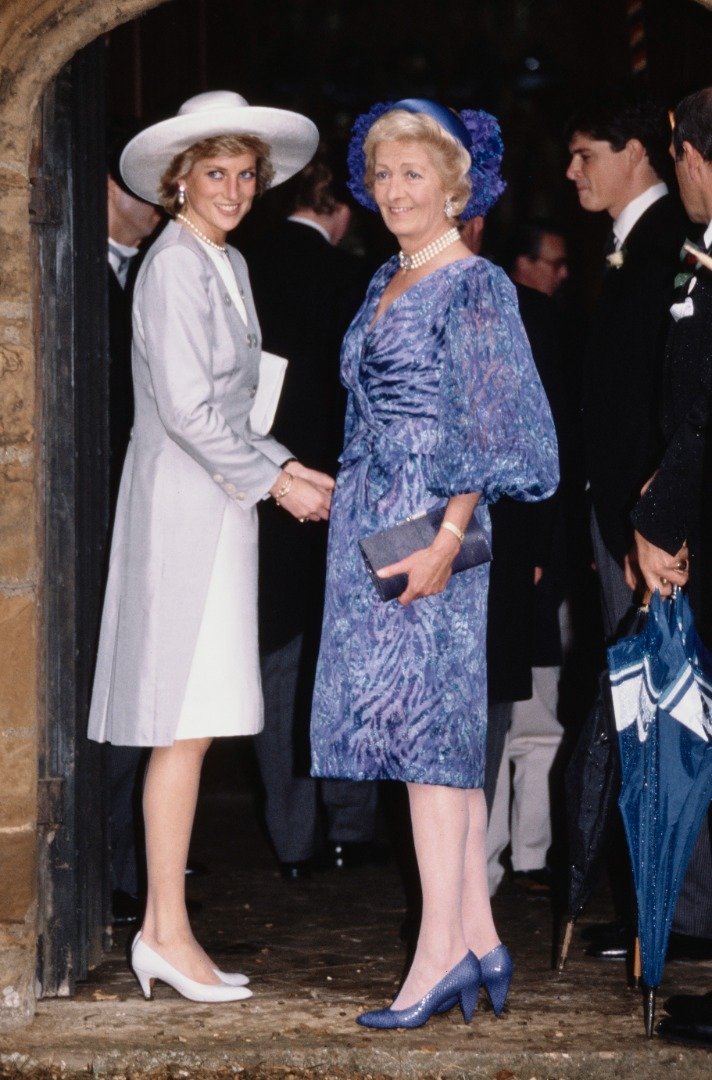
[34,39,112,996]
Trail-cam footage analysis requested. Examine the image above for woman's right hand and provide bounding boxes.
[269,470,333,522]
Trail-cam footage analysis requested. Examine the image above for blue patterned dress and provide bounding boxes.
[310,255,559,788]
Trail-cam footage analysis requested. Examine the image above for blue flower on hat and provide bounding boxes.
[346,100,506,221]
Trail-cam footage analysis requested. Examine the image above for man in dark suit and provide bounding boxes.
[566,90,687,642]
[565,90,687,957]
[106,145,160,924]
[631,88,712,1047]
[245,150,378,879]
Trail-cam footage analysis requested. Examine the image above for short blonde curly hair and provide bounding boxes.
[159,133,275,215]
[363,110,472,217]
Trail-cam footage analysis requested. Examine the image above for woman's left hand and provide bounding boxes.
[378,531,461,607]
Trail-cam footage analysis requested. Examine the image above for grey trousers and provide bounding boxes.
[254,634,378,863]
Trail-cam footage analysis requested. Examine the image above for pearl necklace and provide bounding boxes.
[176,213,227,253]
[398,227,460,271]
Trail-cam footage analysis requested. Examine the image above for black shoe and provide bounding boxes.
[664,991,712,1022]
[656,1014,712,1049]
[583,921,630,960]
[512,868,551,893]
[185,860,209,877]
[112,889,143,926]
[279,860,312,881]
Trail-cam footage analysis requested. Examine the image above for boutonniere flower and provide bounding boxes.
[682,241,712,273]
[606,248,625,269]
[675,241,712,289]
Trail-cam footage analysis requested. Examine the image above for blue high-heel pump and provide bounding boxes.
[356,952,482,1029]
[479,943,513,1016]
[436,942,514,1017]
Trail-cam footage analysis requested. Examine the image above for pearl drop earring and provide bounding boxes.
[444,197,454,219]
[177,185,186,208]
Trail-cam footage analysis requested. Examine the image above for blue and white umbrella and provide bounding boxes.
[607,589,712,1035]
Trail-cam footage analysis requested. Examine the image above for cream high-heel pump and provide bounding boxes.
[131,937,252,1003]
[132,931,249,988]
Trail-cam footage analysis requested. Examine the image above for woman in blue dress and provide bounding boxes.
[311,99,559,1029]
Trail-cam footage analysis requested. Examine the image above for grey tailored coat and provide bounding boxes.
[88,219,290,747]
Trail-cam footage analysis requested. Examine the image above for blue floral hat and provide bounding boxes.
[346,97,506,221]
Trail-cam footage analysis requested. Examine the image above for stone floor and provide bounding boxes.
[0,745,710,1078]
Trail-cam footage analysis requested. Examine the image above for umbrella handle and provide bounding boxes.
[557,919,576,972]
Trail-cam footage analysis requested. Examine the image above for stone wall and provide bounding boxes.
[0,0,166,1030]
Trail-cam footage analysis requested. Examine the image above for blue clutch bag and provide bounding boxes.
[359,505,491,602]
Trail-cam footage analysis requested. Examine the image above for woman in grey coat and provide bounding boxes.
[88,92,332,1002]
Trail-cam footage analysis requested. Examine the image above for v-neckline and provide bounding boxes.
[367,254,477,333]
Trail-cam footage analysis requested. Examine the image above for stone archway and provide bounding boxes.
[0,0,168,1031]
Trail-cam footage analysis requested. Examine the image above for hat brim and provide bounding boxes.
[120,106,319,204]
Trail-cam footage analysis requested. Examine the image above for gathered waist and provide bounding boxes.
[340,420,437,466]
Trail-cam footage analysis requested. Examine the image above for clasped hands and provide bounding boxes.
[270,460,334,522]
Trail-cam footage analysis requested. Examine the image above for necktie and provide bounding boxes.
[602,230,617,258]
[109,245,134,289]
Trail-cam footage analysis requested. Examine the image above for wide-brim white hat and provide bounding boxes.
[120,90,319,204]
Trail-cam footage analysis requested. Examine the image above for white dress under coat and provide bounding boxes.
[88,219,290,747]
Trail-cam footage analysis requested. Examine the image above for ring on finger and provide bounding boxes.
[660,576,668,586]
[299,517,306,524]
[675,559,688,572]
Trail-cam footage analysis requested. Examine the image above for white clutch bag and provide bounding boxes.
[249,351,288,435]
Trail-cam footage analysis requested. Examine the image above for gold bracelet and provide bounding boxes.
[440,520,465,544]
[272,472,293,506]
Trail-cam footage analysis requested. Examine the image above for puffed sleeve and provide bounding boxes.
[426,261,559,504]
[135,245,290,507]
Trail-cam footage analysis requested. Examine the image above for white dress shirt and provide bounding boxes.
[612,182,668,249]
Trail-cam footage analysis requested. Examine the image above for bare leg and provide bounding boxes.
[392,782,469,1010]
[140,737,219,984]
[462,788,500,957]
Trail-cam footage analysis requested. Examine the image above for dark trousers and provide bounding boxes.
[254,634,378,863]
[109,744,147,897]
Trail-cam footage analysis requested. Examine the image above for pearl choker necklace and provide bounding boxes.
[176,213,227,253]
[398,227,460,271]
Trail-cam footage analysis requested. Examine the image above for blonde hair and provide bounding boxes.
[363,110,472,217]
[159,134,275,214]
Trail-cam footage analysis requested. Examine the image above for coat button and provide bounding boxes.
[224,294,232,306]
[249,386,257,398]
[236,492,246,500]
[224,482,237,495]
[213,473,224,483]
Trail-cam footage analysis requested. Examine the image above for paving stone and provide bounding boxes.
[0,749,709,1077]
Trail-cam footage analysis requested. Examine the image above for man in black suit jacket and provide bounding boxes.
[631,93,712,1043]
[565,91,688,957]
[245,151,378,878]
[106,153,160,923]
[566,91,687,642]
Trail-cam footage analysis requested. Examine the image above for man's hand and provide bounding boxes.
[633,531,689,597]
